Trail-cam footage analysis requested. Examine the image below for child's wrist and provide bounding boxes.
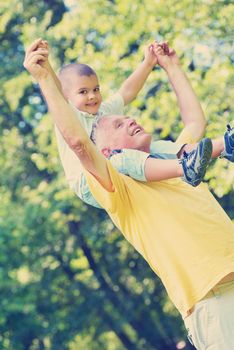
[142,59,155,71]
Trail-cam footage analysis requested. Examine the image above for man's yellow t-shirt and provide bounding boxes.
[84,132,234,317]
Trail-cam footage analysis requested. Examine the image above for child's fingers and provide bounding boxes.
[146,43,154,54]
[149,44,156,53]
[153,42,163,50]
[153,46,164,55]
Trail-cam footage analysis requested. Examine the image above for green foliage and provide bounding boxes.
[0,0,233,349]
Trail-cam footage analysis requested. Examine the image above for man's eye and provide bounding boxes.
[117,123,122,128]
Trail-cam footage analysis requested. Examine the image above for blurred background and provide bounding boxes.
[0,0,233,349]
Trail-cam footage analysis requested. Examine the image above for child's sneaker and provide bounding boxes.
[180,138,212,187]
[220,124,234,162]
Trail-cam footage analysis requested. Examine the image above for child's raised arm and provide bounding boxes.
[118,42,158,105]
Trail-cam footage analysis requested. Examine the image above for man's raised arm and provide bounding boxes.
[24,39,113,192]
[154,43,207,142]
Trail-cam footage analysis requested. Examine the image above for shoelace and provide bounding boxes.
[227,124,231,132]
[182,149,196,161]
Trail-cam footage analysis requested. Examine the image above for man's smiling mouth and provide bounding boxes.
[132,126,143,135]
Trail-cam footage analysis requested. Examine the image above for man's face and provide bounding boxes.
[66,74,102,115]
[96,115,152,157]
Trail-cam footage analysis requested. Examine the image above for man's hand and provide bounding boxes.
[23,38,49,81]
[153,42,180,71]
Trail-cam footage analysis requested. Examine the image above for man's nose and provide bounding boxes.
[127,118,136,127]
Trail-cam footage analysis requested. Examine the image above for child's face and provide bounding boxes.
[66,74,102,115]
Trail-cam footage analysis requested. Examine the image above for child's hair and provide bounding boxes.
[58,63,97,79]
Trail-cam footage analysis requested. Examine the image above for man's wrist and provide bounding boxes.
[164,63,182,75]
[37,72,53,85]
[37,73,58,94]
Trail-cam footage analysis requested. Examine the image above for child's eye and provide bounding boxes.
[94,87,100,92]
[79,90,87,94]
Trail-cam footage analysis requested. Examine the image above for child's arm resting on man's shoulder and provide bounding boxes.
[118,42,158,105]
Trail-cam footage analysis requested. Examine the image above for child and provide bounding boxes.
[28,39,233,209]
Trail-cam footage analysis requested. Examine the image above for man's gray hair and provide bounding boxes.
[90,115,110,144]
[90,117,103,144]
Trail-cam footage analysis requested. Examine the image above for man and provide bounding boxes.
[24,40,234,350]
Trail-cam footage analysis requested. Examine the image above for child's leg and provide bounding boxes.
[145,138,212,187]
[182,124,234,161]
[183,137,224,159]
[144,158,183,181]
[211,138,224,158]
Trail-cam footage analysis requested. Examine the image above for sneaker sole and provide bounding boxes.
[192,138,212,186]
[222,128,234,162]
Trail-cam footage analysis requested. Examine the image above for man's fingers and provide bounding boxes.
[24,54,46,66]
[24,52,47,69]
[25,38,43,57]
[26,38,42,51]
[159,42,169,54]
[28,54,47,65]
[168,48,176,56]
[27,49,49,60]
[39,40,49,50]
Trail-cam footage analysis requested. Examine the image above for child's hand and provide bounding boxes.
[153,42,180,70]
[143,42,159,68]
[23,38,49,81]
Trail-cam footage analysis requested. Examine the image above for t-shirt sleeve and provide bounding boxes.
[109,149,150,181]
[84,160,127,213]
[100,93,125,116]
[150,140,184,158]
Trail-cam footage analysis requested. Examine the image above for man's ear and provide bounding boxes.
[101,147,111,158]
